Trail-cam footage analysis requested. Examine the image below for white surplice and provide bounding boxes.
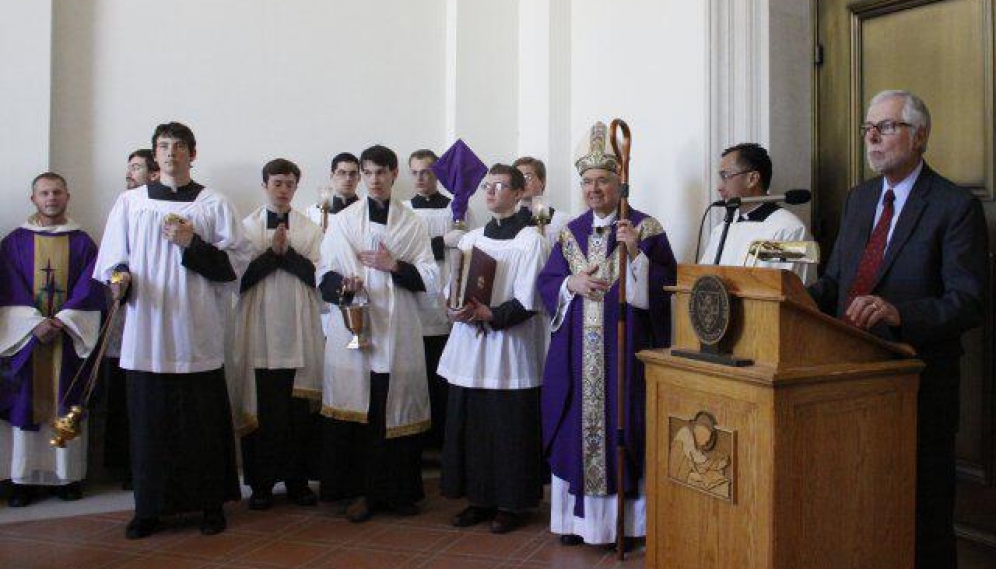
[699,206,814,285]
[317,198,440,438]
[226,207,325,435]
[93,186,253,373]
[436,226,550,390]
[402,199,477,338]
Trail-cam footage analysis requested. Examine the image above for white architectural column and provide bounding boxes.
[443,0,519,163]
[516,0,573,214]
[0,0,52,231]
[704,0,812,252]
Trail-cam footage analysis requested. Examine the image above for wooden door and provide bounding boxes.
[815,0,996,547]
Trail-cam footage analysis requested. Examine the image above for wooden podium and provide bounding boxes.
[638,265,923,569]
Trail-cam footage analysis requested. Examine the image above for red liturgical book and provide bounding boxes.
[448,246,497,308]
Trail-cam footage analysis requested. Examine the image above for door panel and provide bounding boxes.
[815,0,996,545]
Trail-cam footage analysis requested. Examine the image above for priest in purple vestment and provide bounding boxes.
[538,122,676,549]
[0,172,104,507]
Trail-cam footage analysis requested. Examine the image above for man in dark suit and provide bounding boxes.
[809,90,988,568]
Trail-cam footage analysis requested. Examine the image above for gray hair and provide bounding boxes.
[869,90,931,150]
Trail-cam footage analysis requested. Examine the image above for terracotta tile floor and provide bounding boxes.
[0,478,645,569]
[6,478,994,568]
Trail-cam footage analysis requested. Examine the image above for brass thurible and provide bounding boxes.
[49,270,128,448]
[51,405,85,448]
[339,285,370,350]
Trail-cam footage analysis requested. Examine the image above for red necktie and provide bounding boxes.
[844,188,895,316]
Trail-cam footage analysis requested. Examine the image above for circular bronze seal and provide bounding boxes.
[688,275,731,346]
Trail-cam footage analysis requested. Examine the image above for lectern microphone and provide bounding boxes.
[710,188,811,208]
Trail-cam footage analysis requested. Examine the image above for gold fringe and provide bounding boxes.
[321,406,368,423]
[386,419,431,439]
[320,407,429,439]
[235,414,259,437]
[292,387,322,401]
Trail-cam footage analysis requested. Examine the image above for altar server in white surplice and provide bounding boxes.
[437,163,551,535]
[513,157,572,246]
[317,144,439,522]
[94,122,253,539]
[228,158,324,511]
[307,152,361,337]
[402,148,476,450]
[699,143,813,284]
[104,148,161,492]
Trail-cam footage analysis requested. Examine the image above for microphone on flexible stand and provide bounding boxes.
[709,188,812,208]
[693,189,811,265]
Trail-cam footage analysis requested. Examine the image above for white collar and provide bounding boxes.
[21,216,81,233]
[592,210,617,228]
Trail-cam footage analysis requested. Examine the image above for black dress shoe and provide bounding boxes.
[248,492,273,510]
[7,485,35,508]
[200,509,227,536]
[287,484,317,507]
[345,497,372,523]
[559,534,584,546]
[56,482,82,501]
[602,537,637,553]
[490,510,524,534]
[125,516,161,540]
[451,505,495,527]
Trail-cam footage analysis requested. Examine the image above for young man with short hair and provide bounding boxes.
[699,143,812,283]
[317,144,439,521]
[229,158,324,510]
[95,121,253,538]
[437,164,550,534]
[0,172,104,507]
[513,156,571,245]
[307,152,362,227]
[402,148,459,450]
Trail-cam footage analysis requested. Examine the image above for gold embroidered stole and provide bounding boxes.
[557,216,664,495]
[31,233,69,423]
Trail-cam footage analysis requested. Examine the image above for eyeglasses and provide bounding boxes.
[859,120,912,136]
[522,173,536,181]
[479,181,511,193]
[718,170,753,182]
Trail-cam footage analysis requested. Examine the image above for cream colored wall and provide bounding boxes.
[570,1,709,261]
[4,0,811,262]
[50,0,449,240]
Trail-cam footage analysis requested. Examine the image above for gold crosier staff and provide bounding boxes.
[609,118,632,560]
[50,272,127,447]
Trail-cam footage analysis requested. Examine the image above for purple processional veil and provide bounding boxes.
[431,138,487,223]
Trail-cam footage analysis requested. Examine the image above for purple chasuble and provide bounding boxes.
[0,227,104,429]
[538,208,676,517]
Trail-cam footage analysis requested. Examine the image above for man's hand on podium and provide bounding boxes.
[846,295,901,330]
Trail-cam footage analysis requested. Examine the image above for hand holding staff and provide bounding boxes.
[609,118,632,560]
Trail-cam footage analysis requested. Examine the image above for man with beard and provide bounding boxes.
[105,148,161,490]
[808,90,988,567]
[0,172,104,506]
